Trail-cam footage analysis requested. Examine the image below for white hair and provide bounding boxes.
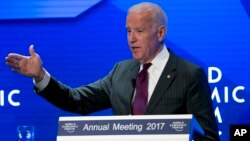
[128,2,168,27]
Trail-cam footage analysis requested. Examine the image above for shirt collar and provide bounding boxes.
[151,44,169,69]
[139,44,169,70]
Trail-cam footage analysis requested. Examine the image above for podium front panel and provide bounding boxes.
[57,115,201,141]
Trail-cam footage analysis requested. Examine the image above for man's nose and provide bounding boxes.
[128,32,137,43]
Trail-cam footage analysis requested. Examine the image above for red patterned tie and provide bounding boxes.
[132,63,152,115]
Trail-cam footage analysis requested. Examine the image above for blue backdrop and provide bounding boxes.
[1,0,250,140]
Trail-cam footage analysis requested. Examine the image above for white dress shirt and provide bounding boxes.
[138,45,169,102]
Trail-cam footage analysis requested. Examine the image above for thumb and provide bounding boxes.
[29,44,36,56]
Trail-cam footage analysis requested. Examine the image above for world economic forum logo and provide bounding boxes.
[170,121,187,132]
[62,122,78,133]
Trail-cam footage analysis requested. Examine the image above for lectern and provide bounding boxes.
[57,114,204,141]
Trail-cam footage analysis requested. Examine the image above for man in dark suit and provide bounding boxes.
[5,2,219,141]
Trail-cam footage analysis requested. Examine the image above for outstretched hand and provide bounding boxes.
[5,44,45,82]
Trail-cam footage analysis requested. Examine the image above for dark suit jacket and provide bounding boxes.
[37,49,219,141]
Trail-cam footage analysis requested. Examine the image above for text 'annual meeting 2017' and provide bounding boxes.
[82,123,143,132]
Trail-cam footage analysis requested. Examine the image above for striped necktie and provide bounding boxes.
[132,63,152,115]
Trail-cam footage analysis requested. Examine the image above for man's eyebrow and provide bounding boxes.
[135,27,145,30]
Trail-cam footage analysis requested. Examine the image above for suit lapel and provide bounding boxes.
[124,61,140,114]
[146,50,178,114]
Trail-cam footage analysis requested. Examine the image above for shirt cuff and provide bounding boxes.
[33,70,51,92]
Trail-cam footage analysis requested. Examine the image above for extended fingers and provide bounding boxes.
[5,54,28,69]
[5,57,19,68]
[6,58,28,75]
[6,53,24,60]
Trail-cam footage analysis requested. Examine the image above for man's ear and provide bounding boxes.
[158,25,167,42]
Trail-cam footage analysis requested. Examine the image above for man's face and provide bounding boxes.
[126,11,160,64]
